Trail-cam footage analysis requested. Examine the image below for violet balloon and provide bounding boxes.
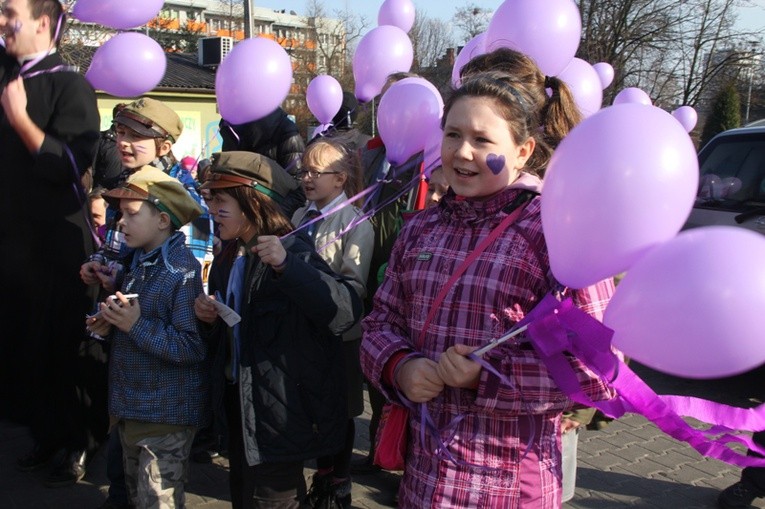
[605,226,765,378]
[451,33,486,88]
[672,105,698,133]
[613,87,652,106]
[378,0,416,33]
[557,58,603,118]
[72,0,164,30]
[592,62,614,89]
[85,33,166,98]
[377,78,443,166]
[215,37,292,125]
[422,126,443,178]
[541,103,699,289]
[306,75,343,125]
[485,0,581,76]
[721,176,743,197]
[353,25,413,103]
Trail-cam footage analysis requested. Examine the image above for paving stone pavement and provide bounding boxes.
[2,361,765,508]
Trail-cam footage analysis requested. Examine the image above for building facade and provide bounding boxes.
[66,1,348,138]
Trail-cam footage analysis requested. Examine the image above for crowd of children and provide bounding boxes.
[2,5,652,503]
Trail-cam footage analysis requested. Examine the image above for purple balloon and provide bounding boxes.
[605,226,765,378]
[306,75,343,125]
[85,33,166,98]
[592,62,614,89]
[698,174,720,199]
[613,87,652,106]
[422,126,443,178]
[672,105,698,133]
[353,25,414,103]
[721,176,743,197]
[72,0,164,30]
[215,37,293,125]
[557,58,603,118]
[377,78,443,166]
[378,0,416,33]
[451,33,486,88]
[541,104,699,288]
[485,0,581,76]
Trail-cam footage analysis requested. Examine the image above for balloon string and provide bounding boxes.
[313,172,420,252]
[281,157,421,243]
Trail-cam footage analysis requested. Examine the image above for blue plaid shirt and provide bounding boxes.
[108,231,210,427]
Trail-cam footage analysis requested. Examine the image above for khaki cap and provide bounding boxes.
[103,166,203,228]
[114,98,183,142]
[201,151,298,204]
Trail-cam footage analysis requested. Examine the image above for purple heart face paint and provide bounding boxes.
[486,153,506,175]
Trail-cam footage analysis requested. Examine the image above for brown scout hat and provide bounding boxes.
[200,151,298,204]
[113,98,183,142]
[103,166,203,228]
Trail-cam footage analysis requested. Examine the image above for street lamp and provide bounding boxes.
[243,0,253,39]
[744,41,760,125]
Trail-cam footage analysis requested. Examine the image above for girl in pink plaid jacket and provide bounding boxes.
[361,54,616,508]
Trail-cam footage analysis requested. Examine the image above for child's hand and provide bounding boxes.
[561,418,582,434]
[253,235,287,272]
[80,260,104,285]
[436,344,481,389]
[95,263,118,293]
[194,292,219,323]
[85,314,112,337]
[395,357,444,403]
[100,291,140,333]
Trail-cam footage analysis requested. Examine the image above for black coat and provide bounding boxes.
[219,107,307,216]
[205,233,362,465]
[0,48,102,448]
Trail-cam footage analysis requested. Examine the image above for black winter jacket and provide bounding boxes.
[204,232,361,465]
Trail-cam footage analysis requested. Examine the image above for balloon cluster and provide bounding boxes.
[433,0,751,379]
[73,0,166,97]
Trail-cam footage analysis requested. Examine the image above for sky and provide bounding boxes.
[254,0,765,40]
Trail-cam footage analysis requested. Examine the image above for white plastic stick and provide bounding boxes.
[473,324,530,357]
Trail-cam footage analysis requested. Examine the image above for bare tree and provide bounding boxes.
[451,2,492,45]
[304,0,368,86]
[576,0,757,114]
[216,0,244,37]
[410,10,455,70]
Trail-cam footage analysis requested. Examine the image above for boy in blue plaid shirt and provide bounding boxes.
[87,167,209,508]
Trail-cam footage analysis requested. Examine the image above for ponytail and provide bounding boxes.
[541,75,582,149]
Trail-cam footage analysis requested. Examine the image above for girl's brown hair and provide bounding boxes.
[452,48,583,176]
[302,137,364,207]
[210,186,294,237]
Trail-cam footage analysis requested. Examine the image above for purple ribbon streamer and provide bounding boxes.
[522,294,765,468]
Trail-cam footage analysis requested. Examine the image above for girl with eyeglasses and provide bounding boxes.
[292,138,374,509]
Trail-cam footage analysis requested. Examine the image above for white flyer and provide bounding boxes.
[211,299,241,327]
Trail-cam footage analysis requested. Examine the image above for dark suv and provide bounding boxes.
[684,125,765,232]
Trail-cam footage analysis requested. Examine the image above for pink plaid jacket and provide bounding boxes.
[361,181,615,508]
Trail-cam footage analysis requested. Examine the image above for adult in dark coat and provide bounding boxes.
[219,107,307,217]
[0,0,102,488]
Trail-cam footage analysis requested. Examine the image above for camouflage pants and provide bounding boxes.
[119,423,196,509]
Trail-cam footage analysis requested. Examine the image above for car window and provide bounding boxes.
[696,132,765,210]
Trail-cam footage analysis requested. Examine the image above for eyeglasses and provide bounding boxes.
[295,170,340,179]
